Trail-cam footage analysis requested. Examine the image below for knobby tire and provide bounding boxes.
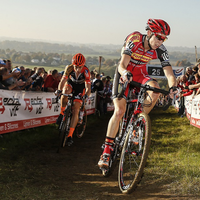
[76,107,87,138]
[57,107,71,152]
[118,112,151,194]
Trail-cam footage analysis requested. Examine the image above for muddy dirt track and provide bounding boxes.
[17,114,199,200]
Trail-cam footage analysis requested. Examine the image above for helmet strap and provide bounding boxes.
[146,33,154,50]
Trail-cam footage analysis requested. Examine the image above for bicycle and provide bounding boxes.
[57,93,87,153]
[100,80,169,194]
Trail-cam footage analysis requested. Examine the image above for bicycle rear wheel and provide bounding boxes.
[76,107,87,138]
[58,107,71,152]
[118,112,151,194]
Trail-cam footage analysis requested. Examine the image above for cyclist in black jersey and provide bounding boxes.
[55,53,91,146]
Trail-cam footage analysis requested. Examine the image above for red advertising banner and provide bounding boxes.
[0,115,58,134]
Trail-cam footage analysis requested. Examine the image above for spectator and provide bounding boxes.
[48,69,52,75]
[42,69,59,92]
[90,70,95,82]
[5,59,12,72]
[1,67,21,87]
[18,66,26,81]
[31,71,48,91]
[98,76,107,115]
[177,75,190,116]
[188,67,200,90]
[192,65,198,75]
[0,67,23,90]
[106,75,112,90]
[0,59,6,68]
[100,72,105,77]
[51,71,62,91]
[193,73,200,95]
[31,67,43,81]
[30,69,35,76]
[23,68,32,81]
[92,73,103,92]
[33,67,37,72]
[104,79,112,103]
[195,61,200,69]
[185,66,195,83]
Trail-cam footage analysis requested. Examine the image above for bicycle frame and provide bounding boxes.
[117,87,146,151]
[59,93,73,130]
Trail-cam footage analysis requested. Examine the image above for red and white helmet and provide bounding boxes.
[146,19,171,36]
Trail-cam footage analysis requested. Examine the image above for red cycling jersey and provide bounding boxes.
[112,31,171,99]
[122,31,171,84]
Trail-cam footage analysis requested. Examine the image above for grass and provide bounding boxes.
[0,108,200,199]
[146,107,200,196]
[0,115,102,200]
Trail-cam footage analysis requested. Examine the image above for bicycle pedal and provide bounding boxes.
[100,167,109,172]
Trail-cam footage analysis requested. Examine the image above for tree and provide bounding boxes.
[21,54,31,63]
[175,59,192,66]
[104,59,114,67]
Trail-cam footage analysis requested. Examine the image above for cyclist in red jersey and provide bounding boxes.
[98,19,177,169]
[55,53,91,146]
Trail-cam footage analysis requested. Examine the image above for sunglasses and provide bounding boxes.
[74,65,83,69]
[154,33,167,42]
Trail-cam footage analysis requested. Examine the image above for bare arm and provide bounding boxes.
[163,65,177,88]
[118,54,131,76]
[189,82,200,90]
[58,76,67,90]
[2,71,20,81]
[195,88,200,96]
[85,82,91,97]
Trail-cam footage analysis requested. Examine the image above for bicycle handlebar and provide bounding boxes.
[117,80,169,99]
[55,93,87,106]
[55,93,73,103]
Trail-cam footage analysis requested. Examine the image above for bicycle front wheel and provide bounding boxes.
[76,107,87,138]
[118,112,151,194]
[58,107,71,149]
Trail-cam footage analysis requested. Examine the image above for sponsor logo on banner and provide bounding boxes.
[24,98,33,112]
[0,96,21,116]
[173,68,184,77]
[46,98,52,110]
[24,97,43,114]
[0,98,5,114]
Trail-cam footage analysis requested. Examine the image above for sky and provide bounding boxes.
[1,0,200,48]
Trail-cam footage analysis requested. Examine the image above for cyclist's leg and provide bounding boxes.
[106,98,126,138]
[135,75,160,115]
[66,98,82,146]
[69,100,82,131]
[56,84,72,125]
[98,98,126,168]
[143,80,160,114]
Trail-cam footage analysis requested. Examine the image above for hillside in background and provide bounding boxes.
[0,38,199,66]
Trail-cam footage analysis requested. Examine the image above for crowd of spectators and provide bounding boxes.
[175,62,200,116]
[1,57,200,118]
[156,61,200,116]
[0,59,113,116]
[0,59,62,92]
[90,69,112,115]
